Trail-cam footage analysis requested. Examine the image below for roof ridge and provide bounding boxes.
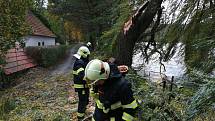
[26,11,56,38]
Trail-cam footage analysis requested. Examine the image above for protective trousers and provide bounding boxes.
[77,89,89,119]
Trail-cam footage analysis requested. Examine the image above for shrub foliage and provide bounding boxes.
[25,45,69,67]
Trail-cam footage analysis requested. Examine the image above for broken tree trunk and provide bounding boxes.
[115,0,164,66]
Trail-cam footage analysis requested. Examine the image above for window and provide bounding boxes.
[38,42,41,46]
[42,42,45,46]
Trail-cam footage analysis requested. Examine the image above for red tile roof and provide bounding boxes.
[26,11,56,38]
[3,48,37,75]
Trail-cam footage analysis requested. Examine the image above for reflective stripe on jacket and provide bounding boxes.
[73,57,89,91]
[92,75,138,121]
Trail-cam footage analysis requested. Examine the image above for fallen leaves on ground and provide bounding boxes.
[0,67,94,121]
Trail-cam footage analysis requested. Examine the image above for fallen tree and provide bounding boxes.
[115,0,164,66]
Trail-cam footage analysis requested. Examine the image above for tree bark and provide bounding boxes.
[115,0,164,66]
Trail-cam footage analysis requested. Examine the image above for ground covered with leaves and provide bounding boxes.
[0,67,93,121]
[0,66,214,121]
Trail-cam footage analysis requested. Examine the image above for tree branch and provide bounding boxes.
[144,6,163,63]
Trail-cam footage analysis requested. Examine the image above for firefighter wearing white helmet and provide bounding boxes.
[84,59,138,121]
[86,42,93,51]
[85,59,110,85]
[72,46,90,120]
[74,46,90,59]
[86,42,92,47]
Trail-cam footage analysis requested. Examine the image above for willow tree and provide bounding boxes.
[150,0,215,73]
[111,0,215,73]
[179,0,215,73]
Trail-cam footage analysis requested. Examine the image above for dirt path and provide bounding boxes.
[51,44,82,75]
[0,44,94,121]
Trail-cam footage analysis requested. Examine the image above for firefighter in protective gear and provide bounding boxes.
[86,42,93,51]
[85,59,138,121]
[86,42,92,47]
[73,46,90,120]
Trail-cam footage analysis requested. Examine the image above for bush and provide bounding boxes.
[127,70,187,121]
[185,77,215,120]
[25,45,69,67]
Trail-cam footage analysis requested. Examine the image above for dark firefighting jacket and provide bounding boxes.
[73,56,89,92]
[92,63,138,121]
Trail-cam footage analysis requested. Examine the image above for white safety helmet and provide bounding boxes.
[85,59,110,85]
[77,46,90,58]
[86,42,92,47]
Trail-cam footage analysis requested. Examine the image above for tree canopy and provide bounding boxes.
[0,0,32,58]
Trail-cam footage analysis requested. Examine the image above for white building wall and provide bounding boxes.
[25,35,55,47]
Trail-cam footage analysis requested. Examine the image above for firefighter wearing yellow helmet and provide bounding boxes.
[85,59,138,121]
[72,46,90,120]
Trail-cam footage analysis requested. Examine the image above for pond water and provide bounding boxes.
[132,43,186,81]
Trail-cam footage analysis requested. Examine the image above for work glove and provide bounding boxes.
[90,88,99,99]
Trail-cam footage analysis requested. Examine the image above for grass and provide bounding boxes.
[0,68,77,121]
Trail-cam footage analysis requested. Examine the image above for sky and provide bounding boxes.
[43,0,48,8]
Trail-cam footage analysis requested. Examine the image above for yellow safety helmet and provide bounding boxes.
[77,46,90,58]
[85,59,110,85]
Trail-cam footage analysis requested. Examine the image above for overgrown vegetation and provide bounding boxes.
[127,69,215,121]
[0,98,17,120]
[25,45,69,67]
[0,70,27,90]
[184,71,215,120]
